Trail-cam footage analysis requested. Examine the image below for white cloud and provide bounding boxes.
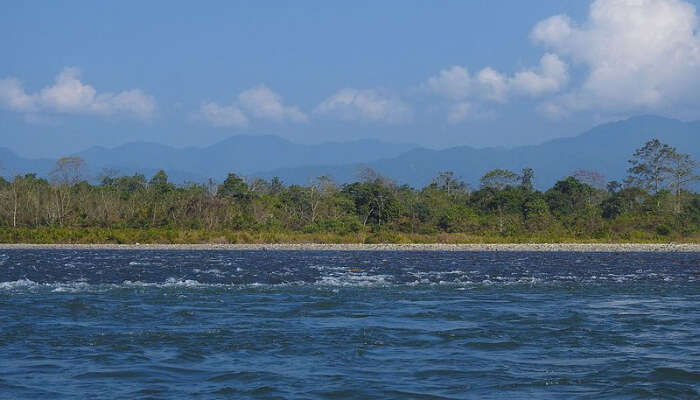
[0,78,37,112]
[196,102,248,127]
[0,67,155,119]
[511,53,568,96]
[38,68,100,113]
[477,68,509,102]
[423,66,471,100]
[238,85,307,122]
[196,85,307,127]
[532,0,700,115]
[423,54,568,104]
[422,54,568,122]
[314,88,412,124]
[530,15,572,48]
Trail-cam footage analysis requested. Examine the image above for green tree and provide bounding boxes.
[627,139,674,193]
[269,177,285,194]
[477,170,523,233]
[149,170,174,196]
[432,171,468,196]
[480,169,519,191]
[606,180,622,194]
[522,195,551,231]
[545,177,594,216]
[342,181,398,228]
[217,173,249,200]
[520,168,535,191]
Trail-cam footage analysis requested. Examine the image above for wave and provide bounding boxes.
[0,273,694,294]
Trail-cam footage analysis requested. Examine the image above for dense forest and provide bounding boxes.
[0,139,698,244]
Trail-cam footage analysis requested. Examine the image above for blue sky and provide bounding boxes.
[2,0,699,157]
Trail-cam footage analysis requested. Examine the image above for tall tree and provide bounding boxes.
[49,157,87,225]
[545,177,594,216]
[50,157,86,186]
[667,150,698,214]
[573,169,605,190]
[606,180,622,194]
[149,170,173,195]
[479,169,519,233]
[520,168,535,191]
[357,166,394,187]
[627,139,673,193]
[480,169,519,191]
[433,171,468,196]
[307,175,337,223]
[269,177,285,195]
[217,173,249,200]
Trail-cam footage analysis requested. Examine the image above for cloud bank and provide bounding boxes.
[421,53,568,123]
[423,53,569,103]
[533,0,700,117]
[420,0,700,122]
[0,68,155,119]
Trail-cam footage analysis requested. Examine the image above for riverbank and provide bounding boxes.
[0,243,698,252]
[2,227,698,248]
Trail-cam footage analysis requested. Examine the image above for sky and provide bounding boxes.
[2,0,700,158]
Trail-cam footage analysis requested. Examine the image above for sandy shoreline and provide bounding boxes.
[0,243,698,252]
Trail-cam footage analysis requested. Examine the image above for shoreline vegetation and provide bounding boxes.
[1,242,698,252]
[0,228,700,247]
[1,139,698,246]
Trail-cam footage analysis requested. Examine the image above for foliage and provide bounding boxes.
[0,141,698,243]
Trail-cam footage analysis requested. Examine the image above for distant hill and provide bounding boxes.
[256,116,700,189]
[0,147,54,177]
[74,135,418,181]
[1,116,698,189]
[0,135,418,182]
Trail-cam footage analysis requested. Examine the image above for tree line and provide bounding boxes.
[0,139,697,243]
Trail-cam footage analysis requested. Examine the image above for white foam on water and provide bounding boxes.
[0,268,693,293]
[51,282,92,293]
[127,261,151,266]
[0,278,39,290]
[316,272,393,287]
[122,277,210,288]
[192,268,223,275]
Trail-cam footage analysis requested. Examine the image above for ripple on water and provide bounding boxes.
[0,249,697,399]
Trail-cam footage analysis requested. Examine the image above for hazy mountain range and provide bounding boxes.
[1,115,698,189]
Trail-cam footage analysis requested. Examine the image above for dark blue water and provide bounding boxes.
[0,250,698,399]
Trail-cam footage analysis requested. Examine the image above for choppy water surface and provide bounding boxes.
[0,250,698,399]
